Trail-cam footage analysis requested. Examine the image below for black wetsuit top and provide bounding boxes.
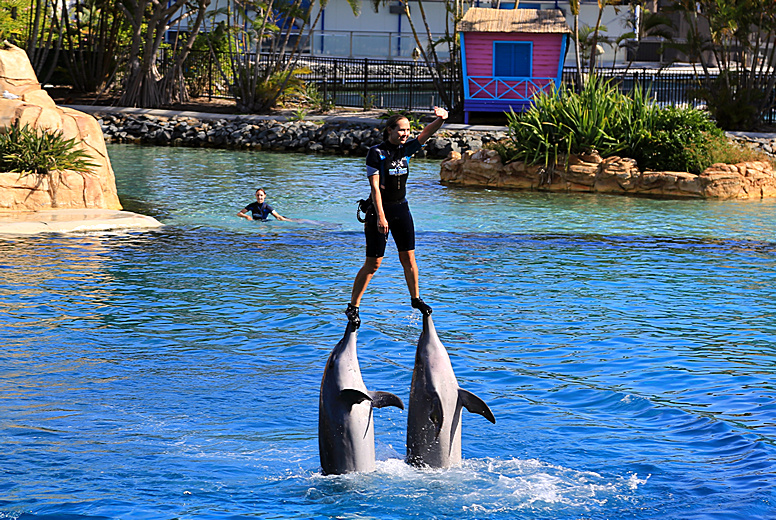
[363,138,424,256]
[244,202,274,220]
[366,138,423,204]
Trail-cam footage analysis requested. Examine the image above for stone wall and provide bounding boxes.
[0,42,121,212]
[440,149,776,199]
[96,113,507,159]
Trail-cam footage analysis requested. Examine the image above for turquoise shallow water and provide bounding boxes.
[1,144,775,519]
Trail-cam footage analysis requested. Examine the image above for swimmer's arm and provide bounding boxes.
[417,106,448,145]
[369,174,389,234]
[271,210,290,221]
[237,208,253,220]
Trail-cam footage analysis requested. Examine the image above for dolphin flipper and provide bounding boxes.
[340,388,372,405]
[368,391,405,410]
[458,388,496,424]
[430,394,444,438]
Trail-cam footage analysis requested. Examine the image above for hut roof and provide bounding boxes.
[459,7,571,34]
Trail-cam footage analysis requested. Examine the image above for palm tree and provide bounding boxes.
[569,0,583,90]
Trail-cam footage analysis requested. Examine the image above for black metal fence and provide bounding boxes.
[154,49,776,123]
[171,49,459,111]
[577,69,776,125]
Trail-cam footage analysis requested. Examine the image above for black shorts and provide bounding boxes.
[364,199,415,258]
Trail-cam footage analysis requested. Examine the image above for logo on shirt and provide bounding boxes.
[387,158,409,176]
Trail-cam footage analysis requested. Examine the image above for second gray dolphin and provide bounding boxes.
[318,322,404,475]
[406,315,496,468]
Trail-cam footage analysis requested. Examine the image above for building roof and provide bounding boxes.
[459,7,571,34]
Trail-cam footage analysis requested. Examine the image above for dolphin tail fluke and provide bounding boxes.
[368,391,405,410]
[339,388,372,406]
[459,388,496,424]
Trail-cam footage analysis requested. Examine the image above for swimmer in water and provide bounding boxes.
[237,188,290,221]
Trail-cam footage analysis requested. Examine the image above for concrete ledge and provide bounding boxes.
[0,209,163,235]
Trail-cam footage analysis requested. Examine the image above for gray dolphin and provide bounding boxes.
[406,315,496,468]
[318,322,404,475]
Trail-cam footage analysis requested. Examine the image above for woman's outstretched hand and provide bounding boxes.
[433,106,449,120]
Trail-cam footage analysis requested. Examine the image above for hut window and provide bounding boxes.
[493,41,532,77]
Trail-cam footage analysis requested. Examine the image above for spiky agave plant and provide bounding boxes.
[499,76,627,168]
[0,124,98,175]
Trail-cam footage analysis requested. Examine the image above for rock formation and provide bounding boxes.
[440,149,776,199]
[92,111,506,159]
[0,41,121,211]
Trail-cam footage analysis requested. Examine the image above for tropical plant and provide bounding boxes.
[568,0,583,90]
[0,0,28,43]
[117,0,210,107]
[359,93,377,111]
[288,107,307,121]
[370,0,462,112]
[17,0,65,86]
[0,124,97,175]
[12,0,133,92]
[256,67,311,109]
[498,76,729,174]
[579,24,612,70]
[301,82,333,113]
[220,0,359,113]
[587,0,615,72]
[185,19,233,97]
[500,76,626,168]
[662,0,776,130]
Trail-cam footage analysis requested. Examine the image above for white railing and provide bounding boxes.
[308,30,450,60]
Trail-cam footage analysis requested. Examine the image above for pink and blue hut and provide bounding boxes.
[458,7,572,123]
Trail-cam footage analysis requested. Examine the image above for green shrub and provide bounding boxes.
[621,105,724,173]
[499,76,734,174]
[235,67,310,112]
[301,83,334,113]
[704,134,775,167]
[501,76,627,167]
[689,72,764,131]
[0,124,97,175]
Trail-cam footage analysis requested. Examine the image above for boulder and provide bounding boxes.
[0,41,121,212]
[440,148,776,200]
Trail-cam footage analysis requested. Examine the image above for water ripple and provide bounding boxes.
[1,147,775,519]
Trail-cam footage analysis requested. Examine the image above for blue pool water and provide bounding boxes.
[1,145,775,519]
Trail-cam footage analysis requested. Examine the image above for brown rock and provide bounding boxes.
[565,161,598,187]
[596,157,640,193]
[500,161,541,189]
[578,150,602,164]
[441,147,776,200]
[0,42,39,94]
[0,42,121,212]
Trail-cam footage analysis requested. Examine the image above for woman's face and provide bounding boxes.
[255,190,266,203]
[387,118,411,145]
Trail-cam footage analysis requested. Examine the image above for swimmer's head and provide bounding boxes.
[255,188,266,202]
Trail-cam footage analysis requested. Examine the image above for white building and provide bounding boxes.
[308,0,637,66]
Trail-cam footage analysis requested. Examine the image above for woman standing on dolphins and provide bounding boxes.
[345,106,449,328]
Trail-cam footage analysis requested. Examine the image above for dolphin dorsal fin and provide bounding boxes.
[458,388,496,424]
[430,394,444,438]
[339,388,372,405]
[367,391,405,410]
